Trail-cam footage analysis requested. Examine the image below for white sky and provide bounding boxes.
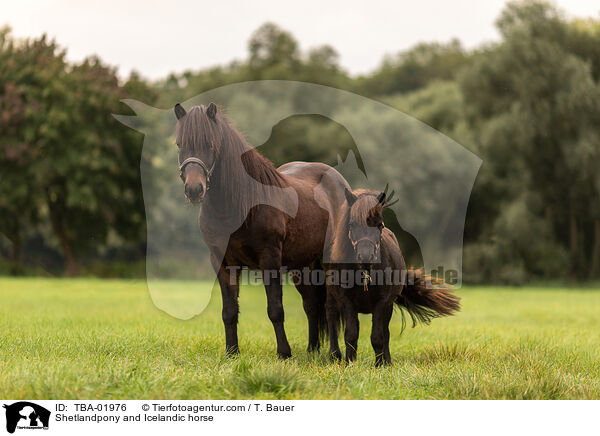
[2,0,599,80]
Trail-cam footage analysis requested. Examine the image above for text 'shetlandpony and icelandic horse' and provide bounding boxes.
[174,102,350,358]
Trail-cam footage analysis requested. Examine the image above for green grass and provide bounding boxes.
[0,278,599,399]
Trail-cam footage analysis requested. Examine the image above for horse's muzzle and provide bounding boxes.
[357,251,376,263]
[185,182,205,203]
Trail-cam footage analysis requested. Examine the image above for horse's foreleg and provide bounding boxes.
[371,302,393,367]
[260,251,291,359]
[342,301,359,363]
[217,265,240,356]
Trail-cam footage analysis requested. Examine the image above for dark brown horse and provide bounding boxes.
[325,188,461,366]
[174,102,350,359]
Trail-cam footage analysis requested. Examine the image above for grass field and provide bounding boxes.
[0,278,599,399]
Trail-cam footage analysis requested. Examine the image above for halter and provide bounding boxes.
[179,156,217,189]
[349,233,381,252]
[349,232,381,292]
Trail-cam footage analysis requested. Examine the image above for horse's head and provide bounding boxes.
[343,187,392,264]
[174,102,221,203]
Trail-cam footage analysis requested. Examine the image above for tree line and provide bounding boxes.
[1,0,599,282]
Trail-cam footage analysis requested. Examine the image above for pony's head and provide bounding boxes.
[342,188,388,264]
[174,102,222,203]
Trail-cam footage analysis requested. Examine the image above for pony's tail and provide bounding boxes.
[316,281,329,346]
[395,268,461,330]
[307,260,329,347]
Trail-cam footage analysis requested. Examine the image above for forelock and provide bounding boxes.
[177,105,222,153]
[349,194,381,225]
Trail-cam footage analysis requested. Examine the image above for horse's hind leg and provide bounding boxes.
[371,302,393,367]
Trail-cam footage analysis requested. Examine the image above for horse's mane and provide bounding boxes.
[349,189,381,226]
[177,105,288,224]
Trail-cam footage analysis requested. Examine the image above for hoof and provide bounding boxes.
[375,357,392,367]
[225,346,240,357]
[277,351,292,360]
[329,350,342,361]
[306,344,321,353]
[344,355,357,365]
[277,345,292,360]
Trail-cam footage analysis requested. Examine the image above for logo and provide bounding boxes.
[3,402,50,434]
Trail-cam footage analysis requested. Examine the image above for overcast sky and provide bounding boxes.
[2,0,599,80]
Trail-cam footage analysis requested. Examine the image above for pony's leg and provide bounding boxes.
[295,280,326,353]
[217,265,240,356]
[264,274,292,359]
[326,292,342,360]
[260,250,292,359]
[371,302,393,367]
[342,301,359,363]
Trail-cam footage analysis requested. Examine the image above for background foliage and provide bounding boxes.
[1,0,599,283]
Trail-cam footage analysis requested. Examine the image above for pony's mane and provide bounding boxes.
[330,190,383,262]
[349,190,382,226]
[178,105,287,224]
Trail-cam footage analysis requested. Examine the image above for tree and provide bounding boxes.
[0,30,153,275]
[460,0,600,279]
[38,57,150,275]
[0,29,65,271]
[358,39,470,96]
[248,23,300,74]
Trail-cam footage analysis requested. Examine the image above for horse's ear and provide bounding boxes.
[174,103,187,120]
[344,187,357,206]
[207,102,217,120]
[377,191,386,205]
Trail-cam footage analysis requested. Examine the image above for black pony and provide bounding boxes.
[325,188,461,366]
[174,103,351,358]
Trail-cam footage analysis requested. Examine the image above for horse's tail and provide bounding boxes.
[395,268,460,330]
[303,260,329,347]
[316,285,329,346]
